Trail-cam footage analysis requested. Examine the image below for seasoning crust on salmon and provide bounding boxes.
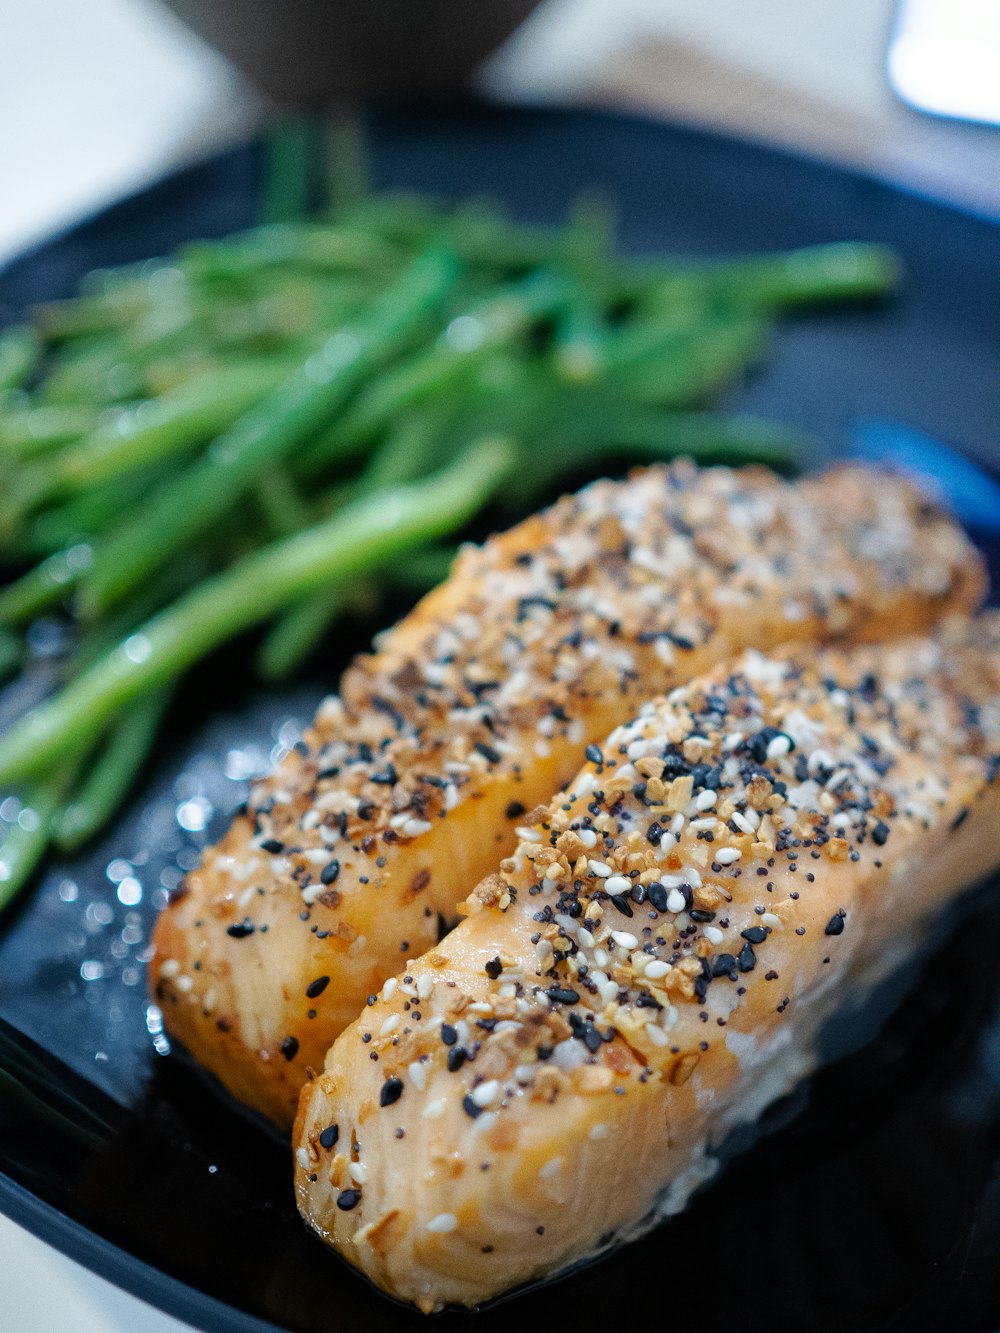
[295,615,1000,1312]
[150,462,984,1126]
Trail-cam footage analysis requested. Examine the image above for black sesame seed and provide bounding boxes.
[321,859,341,885]
[712,953,737,978]
[306,975,330,999]
[463,1094,483,1119]
[281,1036,299,1061]
[646,822,664,847]
[740,926,767,944]
[824,912,846,936]
[440,1023,458,1046]
[447,1046,467,1072]
[370,764,398,785]
[337,1189,361,1211]
[737,942,757,972]
[505,801,526,820]
[646,882,669,913]
[475,741,502,765]
[872,821,890,846]
[547,986,580,1005]
[260,838,284,854]
[484,956,503,980]
[380,1077,404,1107]
[585,745,604,766]
[226,917,255,939]
[610,892,633,918]
[319,1124,339,1150]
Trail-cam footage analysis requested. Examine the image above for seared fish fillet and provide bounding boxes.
[151,462,983,1127]
[295,614,1000,1311]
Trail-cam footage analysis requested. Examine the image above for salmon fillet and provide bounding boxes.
[150,462,984,1127]
[295,614,1000,1311]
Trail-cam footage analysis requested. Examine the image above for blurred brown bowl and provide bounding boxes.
[160,0,542,104]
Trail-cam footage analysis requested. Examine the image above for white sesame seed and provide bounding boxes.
[704,926,724,945]
[644,960,671,980]
[382,977,398,1001]
[408,1061,427,1092]
[578,828,598,849]
[611,930,639,950]
[539,1156,563,1180]
[593,948,610,969]
[604,874,631,894]
[590,1123,610,1140]
[379,1014,400,1036]
[422,1098,446,1120]
[695,789,718,811]
[588,859,612,878]
[761,912,783,930]
[176,974,193,994]
[715,847,741,865]
[160,958,180,979]
[666,889,686,914]
[416,975,434,1002]
[577,928,595,949]
[645,1022,670,1047]
[426,1212,458,1234]
[349,1162,367,1185]
[730,810,757,834]
[471,1110,498,1136]
[535,939,554,966]
[402,818,433,838]
[599,979,619,1005]
[471,1080,499,1108]
[766,735,791,759]
[296,1147,310,1170]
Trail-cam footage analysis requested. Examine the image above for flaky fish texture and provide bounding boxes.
[151,462,984,1126]
[295,615,1000,1312]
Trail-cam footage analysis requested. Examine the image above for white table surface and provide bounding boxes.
[1,1,997,1328]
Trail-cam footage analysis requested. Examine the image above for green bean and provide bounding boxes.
[52,689,171,852]
[384,545,457,592]
[0,627,21,683]
[640,242,901,312]
[0,437,515,784]
[0,325,42,390]
[53,358,293,491]
[0,545,92,626]
[256,586,346,681]
[0,788,60,911]
[261,117,315,224]
[77,246,462,618]
[0,748,88,909]
[0,405,102,459]
[298,269,571,475]
[501,409,807,509]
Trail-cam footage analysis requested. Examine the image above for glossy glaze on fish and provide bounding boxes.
[295,615,1000,1311]
[151,462,984,1126]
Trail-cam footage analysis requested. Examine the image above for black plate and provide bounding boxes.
[1,104,999,1333]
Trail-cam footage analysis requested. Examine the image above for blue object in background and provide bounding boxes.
[851,418,1000,535]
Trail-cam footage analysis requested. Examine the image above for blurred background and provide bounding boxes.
[0,0,997,1329]
[2,0,1000,271]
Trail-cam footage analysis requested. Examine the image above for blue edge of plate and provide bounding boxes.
[0,100,997,1333]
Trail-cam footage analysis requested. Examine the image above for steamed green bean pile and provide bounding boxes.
[0,156,900,907]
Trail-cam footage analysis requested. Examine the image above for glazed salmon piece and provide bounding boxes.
[151,462,984,1127]
[295,615,1000,1311]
